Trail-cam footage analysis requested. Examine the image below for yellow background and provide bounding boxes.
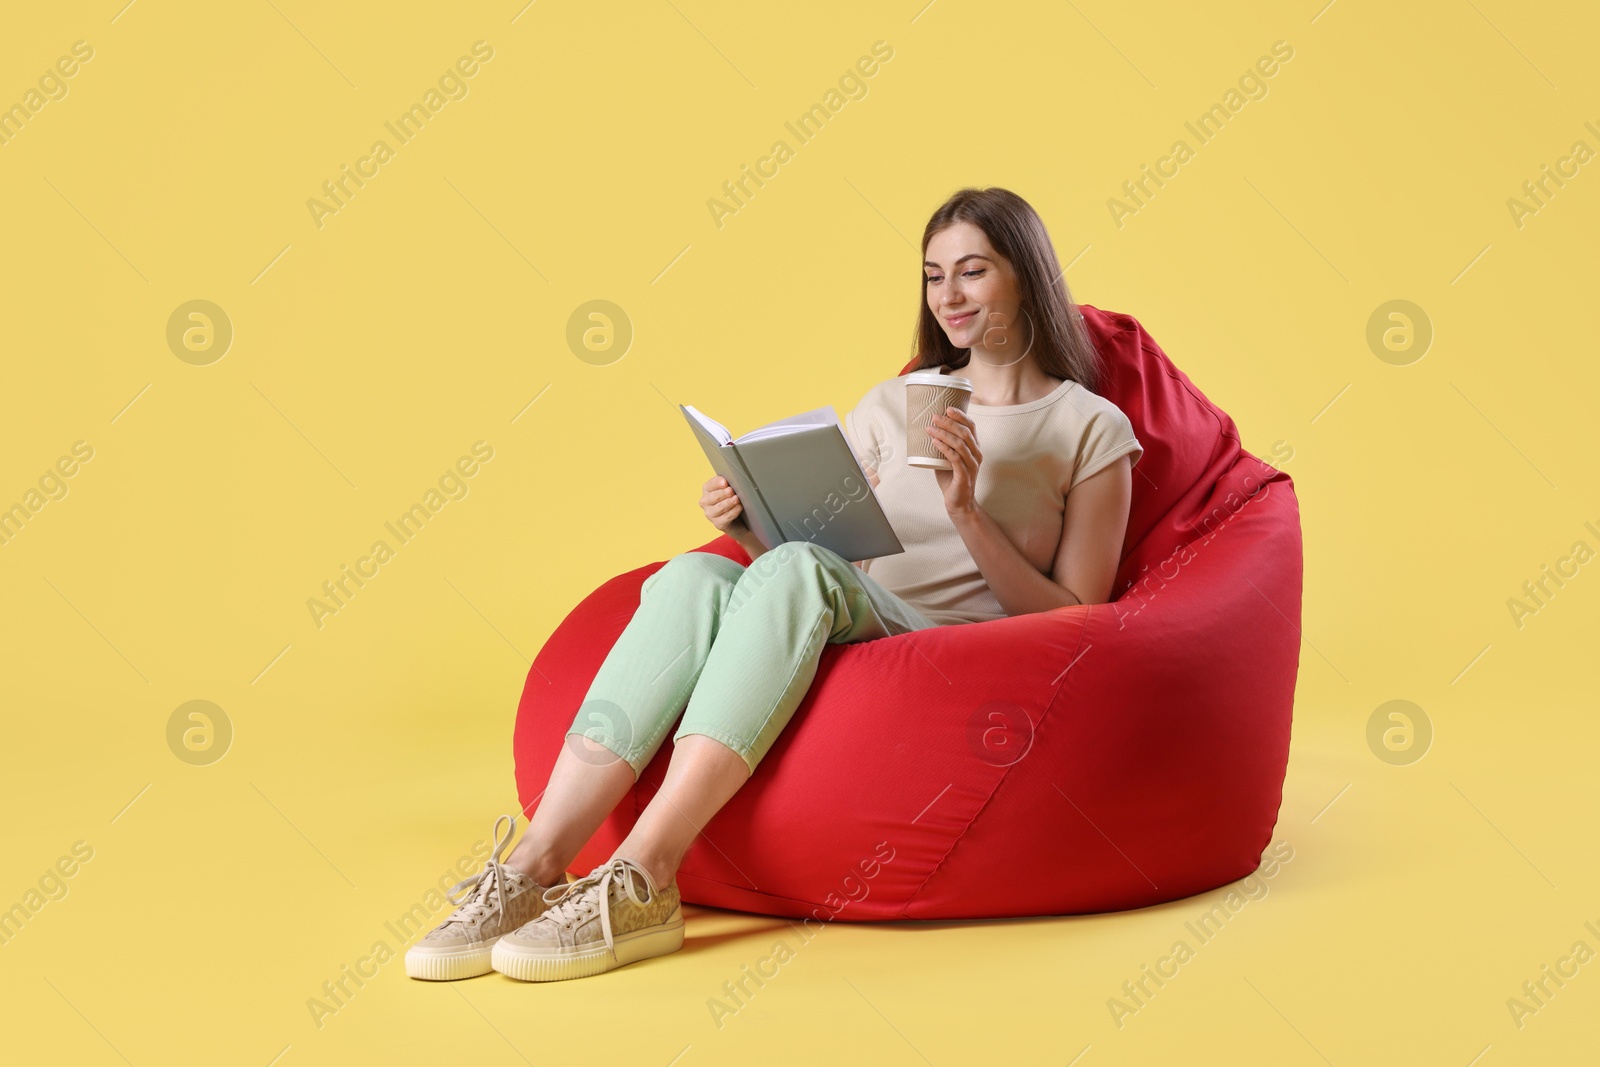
[2,1,1596,1063]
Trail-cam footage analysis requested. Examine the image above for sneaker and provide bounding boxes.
[491,856,684,982]
[404,814,556,981]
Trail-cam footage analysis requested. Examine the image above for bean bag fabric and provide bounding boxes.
[512,304,1302,920]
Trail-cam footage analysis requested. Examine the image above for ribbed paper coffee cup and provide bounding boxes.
[905,369,973,470]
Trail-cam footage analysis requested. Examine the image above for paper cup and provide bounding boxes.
[905,370,973,470]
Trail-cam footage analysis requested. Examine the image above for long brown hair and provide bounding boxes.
[909,187,1102,393]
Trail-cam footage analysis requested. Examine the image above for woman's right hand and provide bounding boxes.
[700,476,747,534]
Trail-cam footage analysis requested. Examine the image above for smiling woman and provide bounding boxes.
[846,187,1143,620]
[407,187,1155,984]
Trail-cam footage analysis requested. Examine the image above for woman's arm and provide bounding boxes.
[702,475,771,561]
[949,457,1132,614]
[1048,456,1133,606]
[729,523,770,562]
[926,405,1132,615]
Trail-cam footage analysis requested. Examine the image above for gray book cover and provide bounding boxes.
[680,403,905,563]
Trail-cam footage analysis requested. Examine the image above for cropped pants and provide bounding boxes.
[566,540,943,777]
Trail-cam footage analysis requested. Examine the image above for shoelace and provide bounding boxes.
[537,857,658,960]
[442,814,520,927]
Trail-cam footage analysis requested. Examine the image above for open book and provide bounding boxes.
[680,403,905,562]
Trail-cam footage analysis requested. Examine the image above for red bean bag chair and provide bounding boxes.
[512,304,1302,919]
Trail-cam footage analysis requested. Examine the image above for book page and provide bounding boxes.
[735,404,840,444]
[682,404,732,447]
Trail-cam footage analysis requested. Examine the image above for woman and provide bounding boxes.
[406,186,1144,983]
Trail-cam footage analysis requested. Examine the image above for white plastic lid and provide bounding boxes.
[906,369,973,391]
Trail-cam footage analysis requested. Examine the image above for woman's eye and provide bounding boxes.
[963,270,985,278]
[925,275,942,284]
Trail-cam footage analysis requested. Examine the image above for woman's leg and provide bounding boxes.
[609,539,941,888]
[502,742,637,886]
[488,541,939,981]
[504,549,747,883]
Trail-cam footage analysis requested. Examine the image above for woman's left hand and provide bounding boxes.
[927,406,982,515]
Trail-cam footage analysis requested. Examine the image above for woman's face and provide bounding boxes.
[924,221,1027,357]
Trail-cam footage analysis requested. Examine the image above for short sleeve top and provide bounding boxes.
[843,367,1143,625]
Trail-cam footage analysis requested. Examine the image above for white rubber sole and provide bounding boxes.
[491,909,685,982]
[405,940,497,981]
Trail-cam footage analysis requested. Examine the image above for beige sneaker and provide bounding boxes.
[404,815,555,981]
[491,856,684,982]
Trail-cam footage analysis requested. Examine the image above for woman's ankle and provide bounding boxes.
[611,850,679,891]
[505,840,567,887]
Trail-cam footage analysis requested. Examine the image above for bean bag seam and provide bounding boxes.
[677,872,833,913]
[1086,304,1239,448]
[1145,342,1240,450]
[893,608,1092,919]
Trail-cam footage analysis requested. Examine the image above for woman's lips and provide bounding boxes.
[946,311,976,327]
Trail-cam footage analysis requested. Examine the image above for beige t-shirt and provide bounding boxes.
[843,367,1143,625]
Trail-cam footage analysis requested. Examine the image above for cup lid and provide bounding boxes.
[906,369,973,390]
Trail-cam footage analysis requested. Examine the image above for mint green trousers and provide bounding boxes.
[566,540,943,777]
